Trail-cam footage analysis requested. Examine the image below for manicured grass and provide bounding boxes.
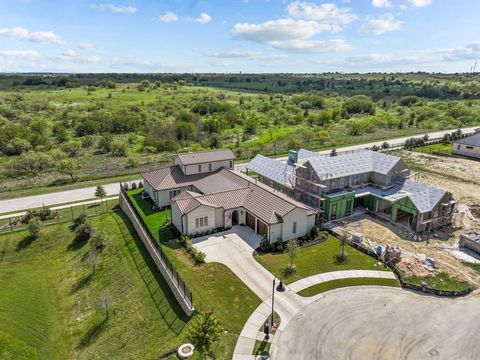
[126,188,175,243]
[403,272,472,292]
[411,142,452,155]
[254,236,389,285]
[253,340,271,356]
[297,277,400,297]
[125,190,263,358]
[0,212,190,360]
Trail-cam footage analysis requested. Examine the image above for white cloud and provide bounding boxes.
[0,50,41,60]
[90,3,137,14]
[372,0,392,8]
[0,26,65,45]
[191,12,212,24]
[158,11,178,23]
[360,14,402,35]
[287,2,357,25]
[232,18,351,52]
[206,50,288,61]
[408,0,432,7]
[78,42,96,50]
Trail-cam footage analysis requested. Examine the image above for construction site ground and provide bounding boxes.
[335,150,480,288]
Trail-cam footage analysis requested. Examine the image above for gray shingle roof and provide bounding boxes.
[354,179,447,213]
[173,148,235,165]
[306,150,402,180]
[454,133,480,147]
[247,154,294,187]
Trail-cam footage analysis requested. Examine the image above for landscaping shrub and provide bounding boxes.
[131,182,137,190]
[71,213,87,230]
[274,238,284,252]
[38,206,53,221]
[259,236,272,252]
[27,219,40,239]
[309,226,320,240]
[75,221,93,242]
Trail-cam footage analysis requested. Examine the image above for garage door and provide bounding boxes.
[257,219,268,237]
[246,212,255,230]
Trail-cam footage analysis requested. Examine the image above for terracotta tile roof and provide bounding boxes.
[173,148,235,165]
[141,166,246,192]
[169,171,319,224]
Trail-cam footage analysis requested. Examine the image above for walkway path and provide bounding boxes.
[2,126,477,213]
[192,227,397,360]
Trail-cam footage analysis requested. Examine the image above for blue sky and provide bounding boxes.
[0,0,479,73]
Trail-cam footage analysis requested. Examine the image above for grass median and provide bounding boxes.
[298,277,400,297]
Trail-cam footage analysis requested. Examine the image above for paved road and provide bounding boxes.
[273,287,480,360]
[1,126,477,214]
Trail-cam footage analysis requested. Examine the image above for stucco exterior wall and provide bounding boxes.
[142,178,157,204]
[185,205,216,235]
[155,186,192,208]
[282,208,308,241]
[269,223,283,242]
[452,143,480,159]
[183,159,233,175]
[171,202,183,233]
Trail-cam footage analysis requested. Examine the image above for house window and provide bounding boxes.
[292,222,297,234]
[198,164,202,172]
[169,189,181,199]
[195,216,209,228]
[229,160,233,168]
[345,200,352,216]
[208,163,212,171]
[331,204,337,220]
[457,145,461,150]
[466,146,474,150]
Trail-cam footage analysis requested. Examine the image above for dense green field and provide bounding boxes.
[1,74,480,198]
[254,236,390,284]
[0,210,260,359]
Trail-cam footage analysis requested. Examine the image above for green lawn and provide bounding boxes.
[253,340,271,356]
[254,236,389,284]
[0,209,260,359]
[411,142,452,155]
[125,190,262,357]
[403,272,472,292]
[297,277,400,297]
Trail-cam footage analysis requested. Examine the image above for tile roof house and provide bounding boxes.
[248,149,456,233]
[141,150,318,241]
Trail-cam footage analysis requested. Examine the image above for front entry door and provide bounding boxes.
[246,212,255,230]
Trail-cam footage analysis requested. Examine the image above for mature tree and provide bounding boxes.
[56,158,82,181]
[61,140,83,158]
[189,310,223,358]
[4,138,32,156]
[95,185,107,202]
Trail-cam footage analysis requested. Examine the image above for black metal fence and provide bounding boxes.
[0,198,118,235]
[120,185,193,310]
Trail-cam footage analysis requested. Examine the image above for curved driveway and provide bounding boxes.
[273,287,480,360]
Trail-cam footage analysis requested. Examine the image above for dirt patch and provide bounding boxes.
[337,215,479,286]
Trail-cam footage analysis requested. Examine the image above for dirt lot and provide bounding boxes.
[335,150,480,286]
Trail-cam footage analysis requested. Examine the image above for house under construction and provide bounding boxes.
[247,149,456,233]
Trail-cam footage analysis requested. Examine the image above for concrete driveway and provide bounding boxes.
[273,287,480,360]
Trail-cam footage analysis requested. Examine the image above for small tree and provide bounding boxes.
[101,293,112,319]
[381,142,390,150]
[88,249,97,274]
[95,185,107,202]
[330,148,337,157]
[56,158,82,181]
[75,221,93,242]
[286,240,299,270]
[189,310,223,358]
[28,219,40,239]
[337,230,350,260]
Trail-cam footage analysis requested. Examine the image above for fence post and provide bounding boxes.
[71,206,74,220]
[83,204,86,215]
[105,199,108,213]
[9,217,13,232]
